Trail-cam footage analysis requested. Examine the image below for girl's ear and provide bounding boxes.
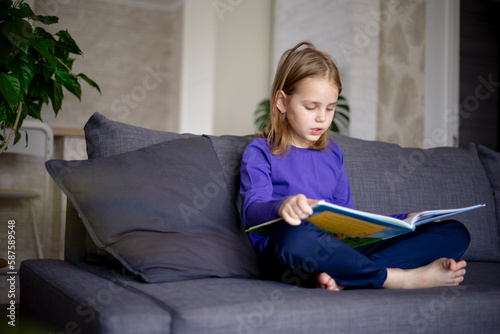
[276,90,287,113]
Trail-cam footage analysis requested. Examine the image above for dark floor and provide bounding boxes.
[0,303,58,334]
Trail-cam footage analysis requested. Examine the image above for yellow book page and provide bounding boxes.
[306,212,387,237]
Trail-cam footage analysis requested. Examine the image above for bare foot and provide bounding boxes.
[316,272,344,291]
[383,258,467,289]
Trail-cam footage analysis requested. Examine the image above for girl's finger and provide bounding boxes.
[297,197,313,216]
[283,212,301,226]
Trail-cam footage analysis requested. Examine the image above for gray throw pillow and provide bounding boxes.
[84,112,196,159]
[46,136,260,282]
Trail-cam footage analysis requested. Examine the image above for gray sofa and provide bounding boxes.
[20,112,500,333]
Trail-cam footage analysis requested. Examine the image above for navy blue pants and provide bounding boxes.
[260,220,470,288]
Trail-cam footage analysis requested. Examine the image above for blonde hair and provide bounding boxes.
[263,41,342,156]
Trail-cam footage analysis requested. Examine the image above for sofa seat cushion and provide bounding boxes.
[20,259,173,334]
[80,261,500,334]
[330,133,500,262]
[21,259,500,334]
[46,136,260,283]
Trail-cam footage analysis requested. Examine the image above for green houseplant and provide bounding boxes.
[0,0,100,154]
[254,95,350,133]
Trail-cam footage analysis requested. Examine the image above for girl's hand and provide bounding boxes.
[279,194,319,226]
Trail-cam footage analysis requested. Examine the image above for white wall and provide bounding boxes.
[38,0,183,132]
[179,0,273,136]
[180,0,461,145]
[273,0,460,147]
[272,0,379,139]
[179,0,216,135]
[213,0,273,136]
[424,0,460,148]
[345,0,381,140]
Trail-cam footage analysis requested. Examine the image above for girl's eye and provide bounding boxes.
[327,108,335,112]
[305,106,315,111]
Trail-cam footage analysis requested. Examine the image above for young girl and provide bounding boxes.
[240,41,470,290]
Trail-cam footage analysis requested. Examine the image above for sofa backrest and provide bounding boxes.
[329,132,500,262]
[64,112,500,265]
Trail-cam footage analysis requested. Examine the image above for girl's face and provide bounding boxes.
[276,77,339,148]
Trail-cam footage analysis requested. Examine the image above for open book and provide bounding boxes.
[246,201,485,248]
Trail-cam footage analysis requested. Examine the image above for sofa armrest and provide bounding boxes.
[20,259,172,334]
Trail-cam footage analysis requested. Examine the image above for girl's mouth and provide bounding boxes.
[311,128,323,135]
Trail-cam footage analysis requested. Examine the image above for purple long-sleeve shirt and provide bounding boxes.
[239,138,408,254]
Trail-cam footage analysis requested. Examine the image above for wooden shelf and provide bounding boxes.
[51,127,85,138]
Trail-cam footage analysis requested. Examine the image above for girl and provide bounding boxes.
[240,41,470,290]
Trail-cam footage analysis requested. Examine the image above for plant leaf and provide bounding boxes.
[55,70,81,100]
[253,99,271,132]
[26,101,42,120]
[0,18,33,51]
[33,27,57,44]
[0,73,21,106]
[47,80,63,115]
[8,52,35,94]
[2,96,18,127]
[0,35,16,65]
[335,111,350,123]
[33,15,59,25]
[330,121,339,132]
[56,30,82,55]
[17,4,34,17]
[9,3,35,19]
[13,129,21,145]
[40,62,53,82]
[334,112,350,128]
[337,104,350,112]
[77,73,101,94]
[31,38,58,69]
[35,80,50,105]
[0,98,10,127]
[58,56,74,70]
[0,1,13,20]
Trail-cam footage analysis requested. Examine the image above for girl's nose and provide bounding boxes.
[316,109,326,122]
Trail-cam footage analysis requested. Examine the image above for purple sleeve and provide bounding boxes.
[390,213,409,220]
[330,145,355,209]
[240,143,285,226]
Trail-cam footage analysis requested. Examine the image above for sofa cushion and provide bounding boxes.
[206,135,255,218]
[330,133,500,262]
[20,259,173,334]
[80,260,500,334]
[46,136,260,283]
[477,145,500,241]
[84,112,196,159]
[79,113,197,262]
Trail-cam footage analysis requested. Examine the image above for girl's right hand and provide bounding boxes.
[279,194,319,226]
